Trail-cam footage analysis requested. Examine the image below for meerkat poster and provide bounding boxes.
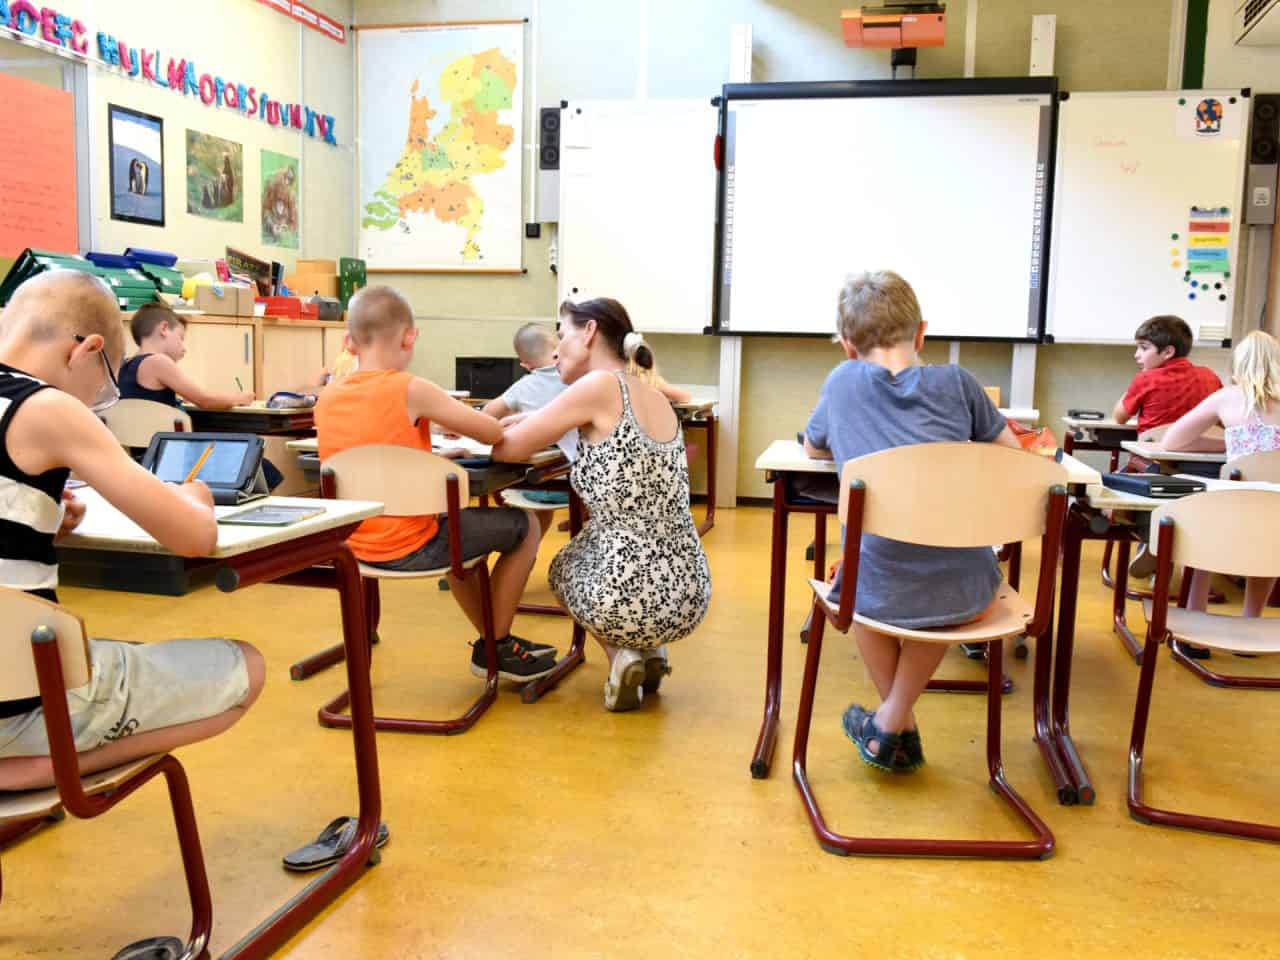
[260,150,299,248]
[186,129,243,222]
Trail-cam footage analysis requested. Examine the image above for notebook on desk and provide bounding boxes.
[1102,473,1205,499]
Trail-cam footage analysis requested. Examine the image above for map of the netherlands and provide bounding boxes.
[358,24,524,270]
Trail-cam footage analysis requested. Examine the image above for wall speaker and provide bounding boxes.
[535,105,562,223]
[1246,94,1280,225]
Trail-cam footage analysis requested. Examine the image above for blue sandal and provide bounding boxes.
[841,704,907,773]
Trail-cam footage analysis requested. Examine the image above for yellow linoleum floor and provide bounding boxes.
[4,506,1280,959]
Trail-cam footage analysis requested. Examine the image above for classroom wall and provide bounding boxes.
[357,0,1221,497]
[87,0,354,271]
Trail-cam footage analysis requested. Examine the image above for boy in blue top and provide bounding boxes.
[804,270,1021,773]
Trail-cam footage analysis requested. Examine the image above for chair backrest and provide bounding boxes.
[838,442,1067,547]
[1221,449,1280,482]
[0,588,91,701]
[322,444,469,515]
[1152,488,1280,578]
[100,399,191,449]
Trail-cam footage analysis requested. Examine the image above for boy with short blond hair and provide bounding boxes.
[315,286,556,681]
[804,270,1021,774]
[0,271,263,790]
[1113,314,1222,432]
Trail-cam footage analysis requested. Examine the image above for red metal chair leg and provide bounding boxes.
[160,756,214,959]
[1168,637,1280,689]
[752,476,792,778]
[522,490,591,702]
[1111,538,1144,663]
[792,609,1054,859]
[319,566,500,735]
[1129,631,1280,841]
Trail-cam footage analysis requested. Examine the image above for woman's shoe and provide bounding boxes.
[604,649,646,711]
[641,647,671,694]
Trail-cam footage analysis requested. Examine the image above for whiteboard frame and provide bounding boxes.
[1045,88,1250,346]
[710,77,1061,343]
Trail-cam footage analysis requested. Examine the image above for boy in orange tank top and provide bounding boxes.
[315,286,556,682]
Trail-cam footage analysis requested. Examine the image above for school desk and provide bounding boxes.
[1061,417,1138,471]
[1119,440,1229,468]
[184,401,316,436]
[675,399,718,535]
[59,490,386,960]
[748,440,1102,780]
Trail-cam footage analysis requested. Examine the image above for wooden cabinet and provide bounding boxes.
[323,326,347,367]
[181,322,254,397]
[259,325,325,397]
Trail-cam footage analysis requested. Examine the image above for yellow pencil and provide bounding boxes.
[183,443,215,484]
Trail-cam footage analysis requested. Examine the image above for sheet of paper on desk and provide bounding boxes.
[432,435,493,457]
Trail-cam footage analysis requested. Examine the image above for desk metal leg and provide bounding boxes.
[521,490,588,703]
[696,414,717,537]
[1112,538,1144,663]
[216,538,382,960]
[751,477,790,779]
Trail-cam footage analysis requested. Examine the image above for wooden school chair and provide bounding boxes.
[0,589,213,958]
[99,398,190,449]
[1129,488,1280,843]
[1165,450,1280,689]
[317,444,501,735]
[792,443,1066,859]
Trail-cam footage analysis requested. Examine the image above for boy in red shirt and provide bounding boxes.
[1113,315,1221,431]
[1112,314,1222,580]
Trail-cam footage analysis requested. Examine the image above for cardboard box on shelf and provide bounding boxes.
[193,283,256,317]
[296,258,337,274]
[285,273,339,299]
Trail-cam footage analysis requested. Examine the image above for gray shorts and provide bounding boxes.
[0,637,249,758]
[367,507,530,572]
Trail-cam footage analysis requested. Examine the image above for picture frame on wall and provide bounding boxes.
[108,104,165,227]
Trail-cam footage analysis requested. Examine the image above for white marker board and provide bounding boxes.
[558,100,718,334]
[1047,90,1249,344]
[715,81,1056,341]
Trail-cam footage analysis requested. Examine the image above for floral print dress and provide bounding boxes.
[549,372,712,649]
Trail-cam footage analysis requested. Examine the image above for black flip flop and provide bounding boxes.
[282,816,390,872]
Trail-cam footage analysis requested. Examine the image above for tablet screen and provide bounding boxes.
[153,438,250,485]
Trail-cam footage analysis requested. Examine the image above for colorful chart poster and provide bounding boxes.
[0,73,77,257]
[186,129,244,222]
[260,149,299,248]
[358,22,524,271]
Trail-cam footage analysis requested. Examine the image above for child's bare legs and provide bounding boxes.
[446,508,539,639]
[853,624,945,748]
[1243,576,1278,618]
[0,640,266,791]
[1187,570,1277,618]
[533,508,555,540]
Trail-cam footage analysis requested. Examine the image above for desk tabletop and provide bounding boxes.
[184,401,314,417]
[59,490,382,558]
[1120,440,1228,463]
[755,439,1101,487]
[1062,417,1137,432]
[285,435,563,467]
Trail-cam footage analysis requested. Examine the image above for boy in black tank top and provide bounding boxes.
[0,272,264,791]
[120,302,255,410]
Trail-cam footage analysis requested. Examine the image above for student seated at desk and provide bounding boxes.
[493,298,711,711]
[0,271,264,790]
[803,271,1021,773]
[315,286,556,682]
[1112,315,1222,577]
[1162,330,1280,654]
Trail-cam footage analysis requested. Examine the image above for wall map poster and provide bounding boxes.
[358,21,524,271]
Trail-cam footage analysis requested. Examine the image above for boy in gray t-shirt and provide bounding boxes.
[804,271,1021,775]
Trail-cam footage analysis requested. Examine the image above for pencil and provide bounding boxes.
[183,443,215,484]
[235,376,244,390]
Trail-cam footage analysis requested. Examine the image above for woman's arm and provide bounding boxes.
[1162,391,1225,451]
[493,372,613,461]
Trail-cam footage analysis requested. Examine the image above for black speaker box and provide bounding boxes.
[1247,94,1280,225]
[539,106,561,171]
[455,357,523,400]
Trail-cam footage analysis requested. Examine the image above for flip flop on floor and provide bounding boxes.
[282,816,390,872]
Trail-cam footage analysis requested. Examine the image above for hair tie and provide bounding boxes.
[623,331,645,357]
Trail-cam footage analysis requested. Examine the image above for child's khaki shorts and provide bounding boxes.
[0,637,249,758]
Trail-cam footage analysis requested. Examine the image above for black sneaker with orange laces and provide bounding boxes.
[469,636,558,682]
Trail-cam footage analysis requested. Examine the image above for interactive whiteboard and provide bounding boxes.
[1047,90,1248,343]
[558,100,718,334]
[715,79,1057,341]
